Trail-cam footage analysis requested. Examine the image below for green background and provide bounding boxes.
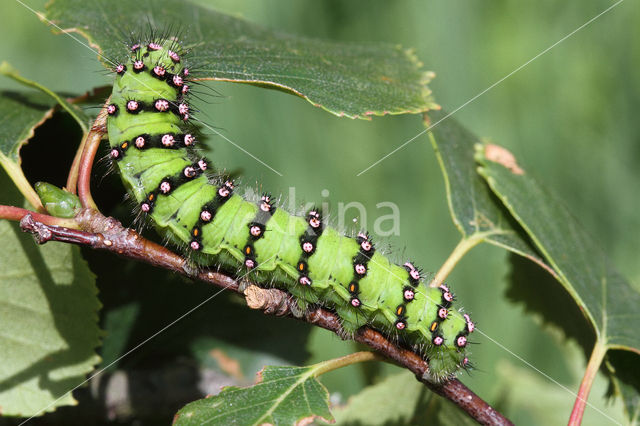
[0,0,638,424]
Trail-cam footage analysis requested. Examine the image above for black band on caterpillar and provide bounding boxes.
[190,180,235,251]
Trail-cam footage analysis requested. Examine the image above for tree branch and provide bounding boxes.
[17,209,513,425]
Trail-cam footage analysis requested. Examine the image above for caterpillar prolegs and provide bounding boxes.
[106,38,474,381]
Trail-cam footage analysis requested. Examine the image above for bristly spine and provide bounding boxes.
[106,35,475,382]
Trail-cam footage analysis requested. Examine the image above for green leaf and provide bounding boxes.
[476,143,640,418]
[494,360,624,426]
[506,254,595,357]
[44,0,438,119]
[334,370,481,426]
[476,143,640,353]
[426,110,554,274]
[333,371,423,425]
[0,89,57,165]
[0,61,89,133]
[605,350,640,423]
[0,89,58,209]
[173,365,333,426]
[0,170,102,416]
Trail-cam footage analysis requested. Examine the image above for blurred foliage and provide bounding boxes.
[0,0,638,425]
[0,170,101,417]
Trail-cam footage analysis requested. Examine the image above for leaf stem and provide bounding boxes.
[77,101,109,211]
[0,157,44,212]
[430,233,484,287]
[568,342,607,426]
[312,351,383,377]
[67,131,89,195]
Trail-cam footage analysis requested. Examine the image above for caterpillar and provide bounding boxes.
[105,37,474,381]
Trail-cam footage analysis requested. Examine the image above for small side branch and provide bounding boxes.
[1,205,77,228]
[76,101,109,210]
[15,209,513,426]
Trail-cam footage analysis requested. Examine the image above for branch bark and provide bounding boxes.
[17,210,513,426]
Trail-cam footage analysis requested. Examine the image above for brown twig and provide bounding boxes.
[76,100,109,210]
[0,205,77,228]
[16,209,513,425]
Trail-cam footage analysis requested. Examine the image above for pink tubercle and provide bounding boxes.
[154,99,169,112]
[299,276,312,286]
[161,134,175,147]
[160,181,171,194]
[184,166,196,178]
[403,289,415,301]
[250,226,262,237]
[168,50,180,62]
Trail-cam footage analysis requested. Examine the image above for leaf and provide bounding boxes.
[426,110,554,274]
[494,360,625,426]
[0,169,102,416]
[476,143,640,419]
[0,61,89,133]
[333,371,423,425]
[0,89,57,165]
[0,89,58,209]
[44,0,438,119]
[506,254,595,357]
[605,350,640,423]
[334,370,481,426]
[173,365,333,426]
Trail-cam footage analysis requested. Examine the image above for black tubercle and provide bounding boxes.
[347,232,374,306]
[110,140,131,161]
[348,281,362,308]
[140,192,157,215]
[107,104,119,116]
[403,261,422,287]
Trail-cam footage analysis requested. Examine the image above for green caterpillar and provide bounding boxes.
[106,38,474,381]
